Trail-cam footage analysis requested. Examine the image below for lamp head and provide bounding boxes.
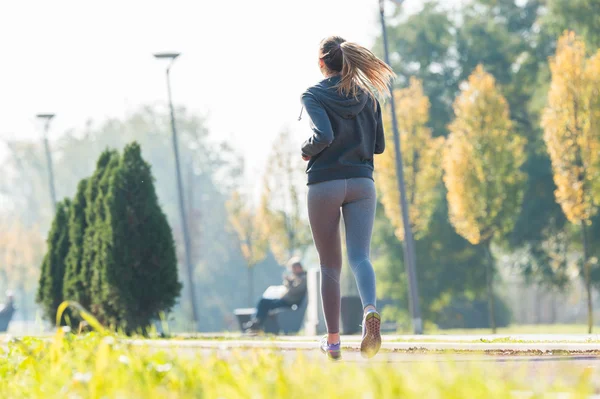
[153,52,181,60]
[36,114,55,121]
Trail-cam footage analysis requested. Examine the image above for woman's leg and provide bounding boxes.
[342,178,377,311]
[342,178,380,358]
[307,180,345,343]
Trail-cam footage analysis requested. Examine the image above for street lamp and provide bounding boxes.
[153,52,200,331]
[36,113,58,211]
[378,0,423,334]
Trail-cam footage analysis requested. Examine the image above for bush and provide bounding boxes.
[82,150,120,317]
[37,142,181,333]
[93,142,181,333]
[63,178,89,311]
[36,199,71,324]
[434,295,512,329]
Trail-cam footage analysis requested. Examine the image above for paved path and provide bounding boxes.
[174,333,600,343]
[130,334,600,355]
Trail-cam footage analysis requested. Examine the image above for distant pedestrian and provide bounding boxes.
[244,258,307,333]
[300,36,394,360]
[0,291,15,332]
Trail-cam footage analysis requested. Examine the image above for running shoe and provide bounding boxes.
[320,335,342,361]
[360,310,381,359]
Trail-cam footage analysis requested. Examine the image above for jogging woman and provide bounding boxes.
[300,36,394,360]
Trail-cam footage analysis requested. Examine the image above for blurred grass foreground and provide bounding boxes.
[0,328,595,398]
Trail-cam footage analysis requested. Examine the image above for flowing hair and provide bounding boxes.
[320,36,395,102]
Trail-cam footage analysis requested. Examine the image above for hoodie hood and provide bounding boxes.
[308,76,369,120]
[300,75,385,185]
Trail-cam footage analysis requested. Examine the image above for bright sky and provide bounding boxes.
[0,0,463,178]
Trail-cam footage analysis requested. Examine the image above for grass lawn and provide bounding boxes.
[0,328,597,398]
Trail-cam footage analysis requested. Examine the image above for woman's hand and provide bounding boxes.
[302,154,311,161]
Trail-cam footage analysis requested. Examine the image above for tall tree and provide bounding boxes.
[227,192,268,306]
[375,78,445,241]
[372,198,492,328]
[83,150,120,317]
[93,143,181,333]
[541,32,600,333]
[456,0,542,140]
[62,178,89,310]
[376,1,457,137]
[544,0,600,50]
[375,0,571,297]
[36,199,71,324]
[587,50,600,204]
[443,65,527,333]
[260,130,311,264]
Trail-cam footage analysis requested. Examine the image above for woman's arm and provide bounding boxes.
[375,100,385,155]
[301,92,334,157]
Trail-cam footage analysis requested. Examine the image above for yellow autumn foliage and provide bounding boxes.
[586,50,600,206]
[226,191,268,269]
[375,78,445,241]
[259,130,311,264]
[443,65,527,245]
[541,31,600,224]
[0,217,44,291]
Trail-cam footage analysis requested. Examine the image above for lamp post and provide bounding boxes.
[154,52,199,331]
[36,114,58,211]
[378,0,423,334]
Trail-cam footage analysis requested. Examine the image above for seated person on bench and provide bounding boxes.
[0,291,15,332]
[0,292,14,315]
[244,257,307,332]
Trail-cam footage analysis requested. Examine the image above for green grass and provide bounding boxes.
[0,329,597,398]
[0,304,595,397]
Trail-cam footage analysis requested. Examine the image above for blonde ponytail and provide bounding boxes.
[338,42,395,101]
[319,36,395,103]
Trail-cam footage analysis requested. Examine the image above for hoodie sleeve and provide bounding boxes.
[301,91,334,157]
[375,100,385,155]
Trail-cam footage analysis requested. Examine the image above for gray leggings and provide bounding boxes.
[307,177,377,334]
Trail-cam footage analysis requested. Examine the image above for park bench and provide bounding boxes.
[0,305,14,332]
[234,297,308,335]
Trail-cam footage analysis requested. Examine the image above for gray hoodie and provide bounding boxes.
[301,75,385,185]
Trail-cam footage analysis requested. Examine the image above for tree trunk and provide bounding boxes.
[550,292,556,325]
[535,285,541,324]
[248,266,254,307]
[187,163,197,265]
[485,243,497,334]
[582,222,593,334]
